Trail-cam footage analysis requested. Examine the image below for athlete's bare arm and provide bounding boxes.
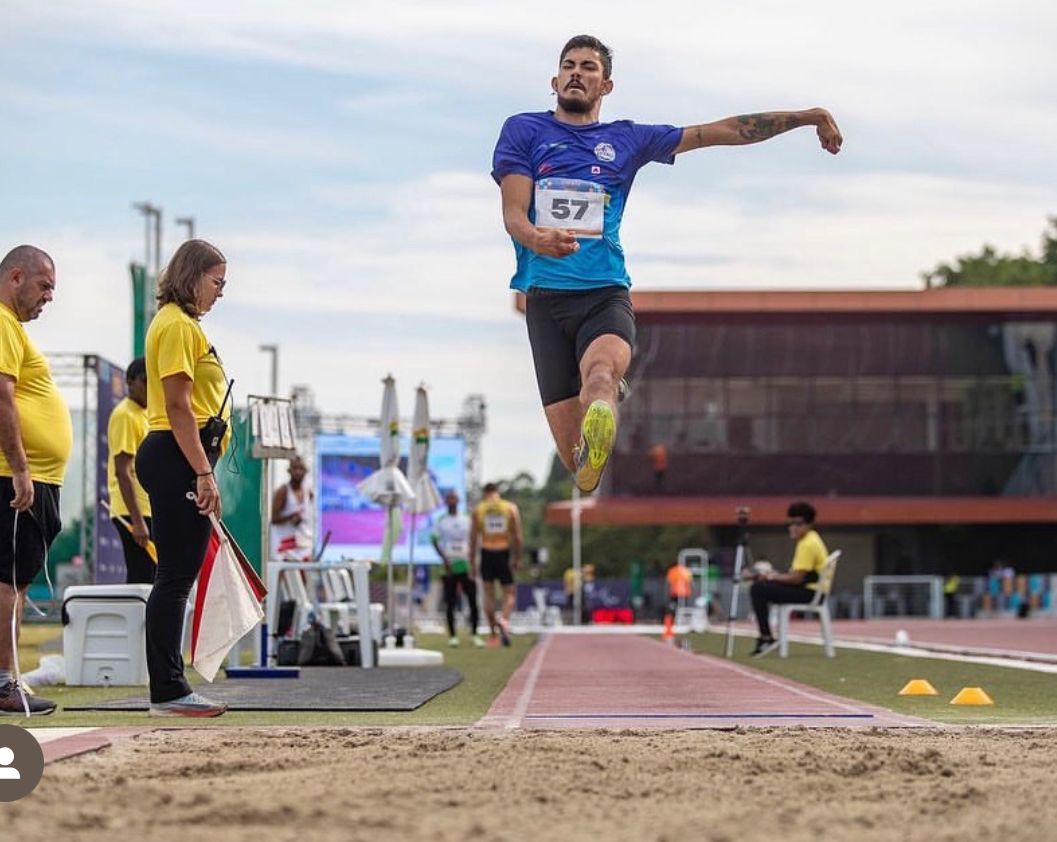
[509,503,525,570]
[500,174,580,258]
[468,512,479,568]
[673,108,842,155]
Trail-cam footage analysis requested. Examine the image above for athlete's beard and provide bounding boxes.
[556,93,595,114]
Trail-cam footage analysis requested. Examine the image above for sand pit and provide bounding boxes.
[8,727,1056,841]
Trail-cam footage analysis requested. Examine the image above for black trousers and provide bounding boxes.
[750,581,815,639]
[136,431,215,704]
[443,572,479,637]
[113,516,155,585]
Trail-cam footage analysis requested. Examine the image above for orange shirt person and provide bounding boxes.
[667,562,692,600]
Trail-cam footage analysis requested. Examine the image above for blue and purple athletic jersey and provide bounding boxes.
[491,111,682,292]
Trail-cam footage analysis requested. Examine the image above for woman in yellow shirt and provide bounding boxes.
[135,240,231,718]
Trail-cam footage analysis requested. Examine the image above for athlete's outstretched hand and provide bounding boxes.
[534,228,580,258]
[815,109,842,154]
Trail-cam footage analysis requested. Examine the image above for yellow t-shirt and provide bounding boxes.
[0,303,72,485]
[474,498,516,551]
[145,304,230,442]
[106,397,151,518]
[791,528,829,591]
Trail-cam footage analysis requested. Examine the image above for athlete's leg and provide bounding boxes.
[527,291,580,470]
[501,583,515,626]
[482,579,497,636]
[544,397,582,471]
[579,334,632,410]
[442,574,458,638]
[458,574,481,636]
[572,334,632,491]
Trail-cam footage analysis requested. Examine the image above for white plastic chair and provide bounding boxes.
[777,549,841,658]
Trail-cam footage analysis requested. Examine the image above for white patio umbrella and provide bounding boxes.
[357,375,414,636]
[405,384,441,636]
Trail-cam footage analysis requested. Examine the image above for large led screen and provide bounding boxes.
[315,433,466,564]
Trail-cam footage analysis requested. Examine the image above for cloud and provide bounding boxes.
[5,0,1057,482]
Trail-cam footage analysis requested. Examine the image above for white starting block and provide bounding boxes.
[62,584,152,686]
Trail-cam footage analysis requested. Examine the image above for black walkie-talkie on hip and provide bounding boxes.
[200,378,235,457]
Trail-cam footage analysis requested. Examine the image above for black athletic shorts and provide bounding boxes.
[480,548,514,585]
[0,477,62,587]
[525,285,636,406]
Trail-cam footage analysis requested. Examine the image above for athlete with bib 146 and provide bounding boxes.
[492,35,842,492]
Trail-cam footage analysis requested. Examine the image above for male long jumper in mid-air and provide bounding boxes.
[492,34,842,492]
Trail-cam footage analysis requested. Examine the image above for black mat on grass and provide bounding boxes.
[64,666,462,712]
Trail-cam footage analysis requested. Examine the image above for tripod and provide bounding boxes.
[724,507,753,658]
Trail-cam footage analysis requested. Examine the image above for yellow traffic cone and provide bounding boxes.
[950,687,994,705]
[898,679,938,696]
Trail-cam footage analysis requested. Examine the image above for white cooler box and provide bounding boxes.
[62,584,152,686]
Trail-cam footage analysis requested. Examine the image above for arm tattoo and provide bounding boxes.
[735,113,801,142]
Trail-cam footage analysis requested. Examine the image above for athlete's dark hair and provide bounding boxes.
[157,238,225,317]
[483,482,499,494]
[787,501,817,524]
[560,35,613,79]
[126,357,146,383]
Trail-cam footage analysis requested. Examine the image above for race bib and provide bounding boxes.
[445,539,468,556]
[535,178,605,239]
[484,514,508,534]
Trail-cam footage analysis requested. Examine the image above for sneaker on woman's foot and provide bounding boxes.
[0,680,56,716]
[148,691,227,718]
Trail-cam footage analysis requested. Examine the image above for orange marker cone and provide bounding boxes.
[662,613,675,645]
[899,679,938,696]
[950,687,994,706]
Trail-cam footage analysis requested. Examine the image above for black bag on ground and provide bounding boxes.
[298,621,347,666]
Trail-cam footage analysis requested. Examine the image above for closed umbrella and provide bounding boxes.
[357,375,414,637]
[405,385,441,637]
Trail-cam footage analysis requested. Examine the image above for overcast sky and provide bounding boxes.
[3,0,1056,482]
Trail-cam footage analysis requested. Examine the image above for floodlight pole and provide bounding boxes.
[571,486,582,625]
[259,344,279,396]
[133,202,162,313]
[175,216,196,241]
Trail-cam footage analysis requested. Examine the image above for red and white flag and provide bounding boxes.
[191,516,267,681]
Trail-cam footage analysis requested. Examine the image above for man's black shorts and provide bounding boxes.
[480,548,514,585]
[525,285,636,406]
[0,477,62,587]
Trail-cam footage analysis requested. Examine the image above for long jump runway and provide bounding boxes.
[479,633,929,730]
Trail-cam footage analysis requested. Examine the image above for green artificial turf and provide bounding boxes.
[687,630,1057,725]
[16,625,533,728]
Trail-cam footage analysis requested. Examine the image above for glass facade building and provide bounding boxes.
[539,289,1057,577]
[613,317,1057,498]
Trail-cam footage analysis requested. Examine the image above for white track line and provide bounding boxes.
[504,633,553,729]
[28,727,99,745]
[753,630,1057,674]
[661,639,872,715]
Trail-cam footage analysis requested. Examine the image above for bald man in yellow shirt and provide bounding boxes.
[748,500,828,657]
[0,245,72,716]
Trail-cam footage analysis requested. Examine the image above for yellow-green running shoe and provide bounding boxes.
[573,400,616,492]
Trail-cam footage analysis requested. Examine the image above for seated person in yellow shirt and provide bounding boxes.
[748,501,828,657]
[107,357,154,584]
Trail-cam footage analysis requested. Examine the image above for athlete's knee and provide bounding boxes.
[579,354,617,395]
